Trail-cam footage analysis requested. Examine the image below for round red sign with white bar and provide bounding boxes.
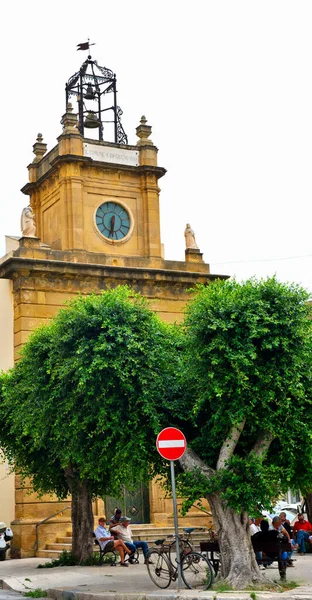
[156,427,187,461]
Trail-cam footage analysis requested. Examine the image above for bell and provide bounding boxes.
[84,111,101,129]
[84,84,96,100]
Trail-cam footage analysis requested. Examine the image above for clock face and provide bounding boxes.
[95,201,132,241]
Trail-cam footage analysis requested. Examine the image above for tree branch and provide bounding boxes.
[250,430,275,458]
[179,447,215,479]
[216,419,246,470]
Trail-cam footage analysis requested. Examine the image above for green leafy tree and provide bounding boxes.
[0,287,180,562]
[175,277,312,588]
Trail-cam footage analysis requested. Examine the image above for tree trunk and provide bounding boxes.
[65,469,94,563]
[179,448,266,589]
[304,493,312,523]
[208,492,263,589]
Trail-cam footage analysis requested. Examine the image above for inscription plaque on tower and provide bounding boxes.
[83,143,139,167]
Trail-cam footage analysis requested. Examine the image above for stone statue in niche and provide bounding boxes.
[21,206,36,237]
[184,223,199,249]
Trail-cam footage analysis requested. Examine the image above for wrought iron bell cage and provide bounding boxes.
[65,55,128,144]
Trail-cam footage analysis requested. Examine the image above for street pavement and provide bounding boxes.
[0,591,23,600]
[1,555,312,600]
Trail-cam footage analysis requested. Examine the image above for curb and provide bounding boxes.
[0,580,16,591]
[48,592,184,600]
[46,590,312,600]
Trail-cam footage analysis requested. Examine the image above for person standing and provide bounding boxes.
[109,508,122,538]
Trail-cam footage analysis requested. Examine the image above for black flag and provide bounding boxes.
[77,42,89,51]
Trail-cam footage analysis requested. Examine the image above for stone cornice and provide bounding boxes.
[0,255,227,286]
[21,165,59,195]
[21,155,166,195]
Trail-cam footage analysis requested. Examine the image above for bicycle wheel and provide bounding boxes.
[169,539,192,566]
[146,550,172,589]
[181,551,214,590]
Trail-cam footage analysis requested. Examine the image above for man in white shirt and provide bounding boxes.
[269,516,290,541]
[249,517,261,536]
[94,517,130,567]
[111,516,152,564]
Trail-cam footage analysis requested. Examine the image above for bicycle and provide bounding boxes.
[166,527,194,565]
[146,536,214,590]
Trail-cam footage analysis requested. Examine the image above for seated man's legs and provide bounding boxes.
[286,550,294,565]
[112,539,130,566]
[133,540,150,563]
[125,541,136,556]
[296,530,309,553]
[262,552,273,568]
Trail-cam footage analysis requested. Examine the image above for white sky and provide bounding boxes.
[2,1,312,291]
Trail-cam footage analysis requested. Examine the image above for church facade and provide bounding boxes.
[0,53,226,557]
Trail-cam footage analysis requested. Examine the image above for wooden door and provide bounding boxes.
[105,484,150,524]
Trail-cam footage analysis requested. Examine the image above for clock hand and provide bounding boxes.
[109,215,115,236]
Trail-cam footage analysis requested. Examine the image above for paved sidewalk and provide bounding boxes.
[1,556,312,600]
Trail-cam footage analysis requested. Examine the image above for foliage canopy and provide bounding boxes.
[176,277,312,514]
[0,287,181,499]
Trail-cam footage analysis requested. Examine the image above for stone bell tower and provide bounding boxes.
[26,107,165,260]
[0,49,225,557]
[24,53,165,260]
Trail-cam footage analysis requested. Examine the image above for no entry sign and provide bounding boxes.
[156,427,187,589]
[156,427,187,461]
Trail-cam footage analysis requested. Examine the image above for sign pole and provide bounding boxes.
[170,460,183,591]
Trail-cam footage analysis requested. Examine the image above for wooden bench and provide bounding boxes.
[200,537,292,581]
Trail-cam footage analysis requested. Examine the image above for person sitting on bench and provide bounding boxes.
[269,516,290,541]
[253,516,290,569]
[94,516,130,567]
[111,516,152,564]
[293,513,312,555]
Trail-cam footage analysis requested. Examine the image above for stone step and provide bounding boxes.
[46,543,72,551]
[37,549,65,559]
[57,530,207,545]
[38,525,210,559]
[65,525,208,537]
[38,542,204,559]
[59,526,209,544]
[133,530,208,538]
[133,526,208,534]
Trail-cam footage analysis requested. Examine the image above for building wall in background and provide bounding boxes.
[0,279,15,527]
